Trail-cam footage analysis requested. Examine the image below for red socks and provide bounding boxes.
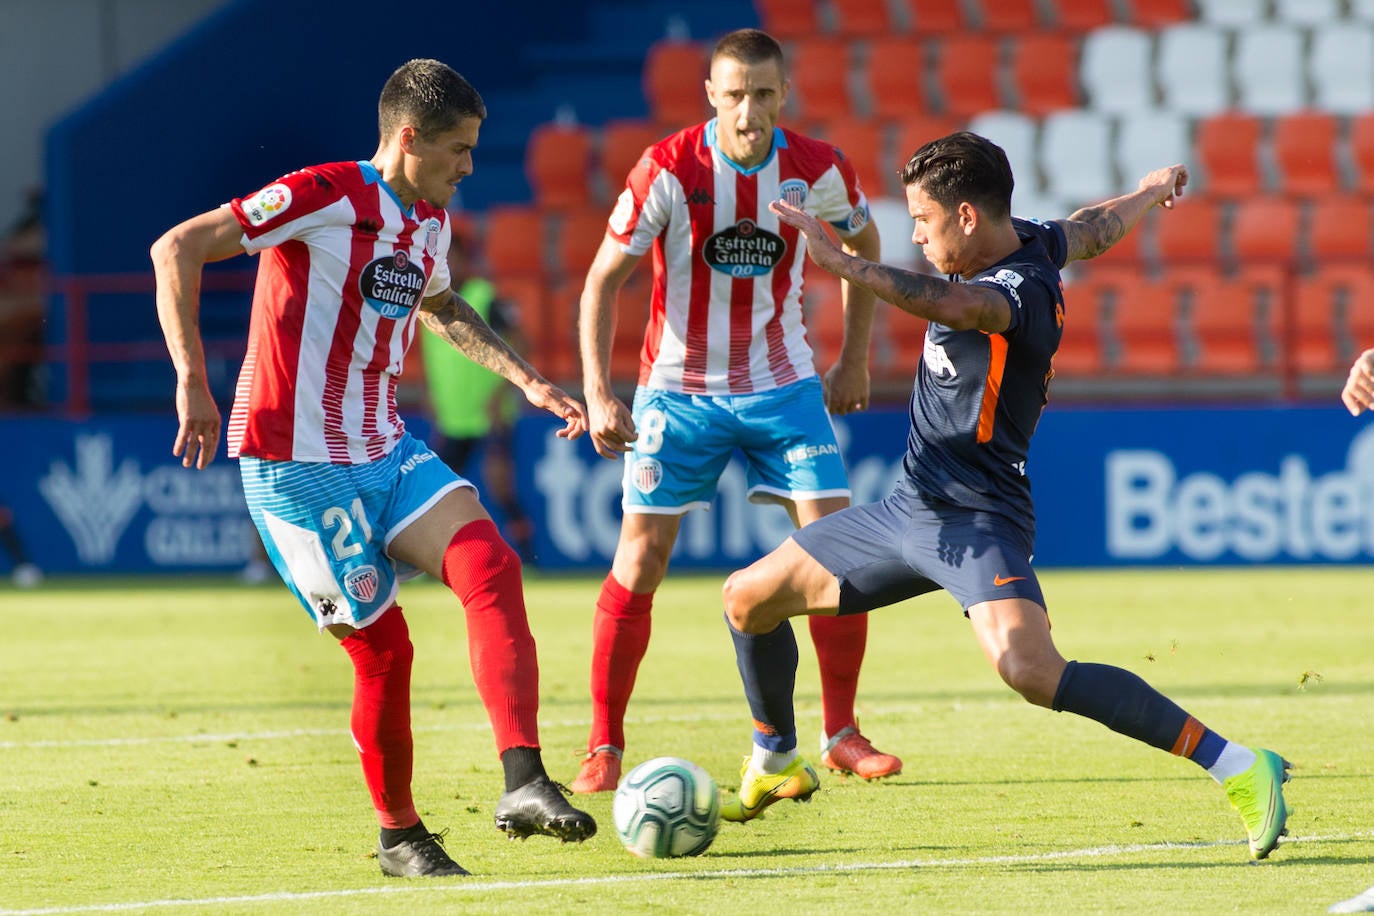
[588,573,654,751]
[341,606,417,829]
[442,519,541,753]
[809,612,867,739]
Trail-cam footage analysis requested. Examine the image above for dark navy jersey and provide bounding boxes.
[901,218,1068,531]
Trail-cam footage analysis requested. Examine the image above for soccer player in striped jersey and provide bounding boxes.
[571,28,900,793]
[151,59,595,878]
[721,131,1292,861]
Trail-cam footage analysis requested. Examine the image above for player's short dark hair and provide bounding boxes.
[712,28,786,74]
[899,131,1014,219]
[378,59,486,142]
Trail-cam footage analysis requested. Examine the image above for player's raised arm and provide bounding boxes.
[770,198,1009,334]
[151,206,247,469]
[419,288,587,440]
[1055,165,1189,264]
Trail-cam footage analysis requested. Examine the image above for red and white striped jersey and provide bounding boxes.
[225,160,451,464]
[608,121,870,395]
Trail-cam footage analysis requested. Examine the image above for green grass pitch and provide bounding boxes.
[2,567,1373,914]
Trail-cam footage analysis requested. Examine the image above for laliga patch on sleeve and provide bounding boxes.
[242,183,293,227]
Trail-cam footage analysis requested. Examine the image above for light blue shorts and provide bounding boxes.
[623,376,850,515]
[240,433,470,630]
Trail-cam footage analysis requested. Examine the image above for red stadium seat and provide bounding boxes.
[494,275,558,375]
[1104,269,1181,373]
[1168,266,1279,374]
[1126,0,1195,27]
[1272,111,1342,196]
[525,121,594,212]
[1056,275,1108,375]
[1007,32,1081,116]
[1229,197,1301,266]
[973,0,1042,31]
[892,115,964,173]
[1291,266,1373,373]
[1307,196,1374,264]
[813,118,890,198]
[900,0,969,33]
[830,0,895,35]
[802,267,846,367]
[753,0,821,39]
[1046,0,1117,31]
[864,37,930,122]
[598,119,667,202]
[552,211,610,279]
[1154,195,1224,265]
[483,206,548,279]
[788,38,855,123]
[1340,265,1374,356]
[1196,113,1265,197]
[931,34,1003,118]
[643,41,709,125]
[1350,112,1374,193]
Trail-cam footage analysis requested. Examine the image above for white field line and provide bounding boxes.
[0,833,1357,916]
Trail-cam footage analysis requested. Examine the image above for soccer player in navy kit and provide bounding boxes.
[719,132,1292,861]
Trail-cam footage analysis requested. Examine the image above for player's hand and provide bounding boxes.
[823,359,870,415]
[769,199,845,274]
[1341,348,1374,416]
[174,381,221,470]
[1138,165,1188,210]
[524,380,588,440]
[587,394,637,460]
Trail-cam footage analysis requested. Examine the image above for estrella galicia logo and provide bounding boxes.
[779,179,809,208]
[359,249,426,319]
[703,219,787,278]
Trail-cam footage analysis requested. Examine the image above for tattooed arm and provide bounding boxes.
[1055,165,1189,263]
[419,287,588,439]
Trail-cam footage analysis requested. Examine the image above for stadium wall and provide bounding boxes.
[6,404,1372,576]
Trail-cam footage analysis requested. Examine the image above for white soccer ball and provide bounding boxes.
[612,756,720,858]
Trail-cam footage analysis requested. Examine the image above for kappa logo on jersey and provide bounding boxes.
[685,187,715,206]
[923,335,957,378]
[423,219,442,258]
[344,565,380,602]
[359,249,427,319]
[778,179,809,208]
[703,218,787,278]
[631,458,663,494]
[243,183,292,227]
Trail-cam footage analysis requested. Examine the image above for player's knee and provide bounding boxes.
[995,653,1056,708]
[722,570,769,634]
[444,521,521,598]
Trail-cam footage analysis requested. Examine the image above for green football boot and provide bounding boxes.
[1223,748,1291,860]
[721,756,820,823]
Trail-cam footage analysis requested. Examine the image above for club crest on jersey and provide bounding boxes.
[344,565,380,603]
[778,179,809,208]
[631,458,662,494]
[424,219,442,258]
[242,183,292,226]
[360,249,426,319]
[704,218,787,278]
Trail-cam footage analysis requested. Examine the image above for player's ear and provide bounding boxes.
[397,125,418,155]
[958,201,978,236]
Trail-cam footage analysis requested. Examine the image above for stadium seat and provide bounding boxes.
[787,38,855,123]
[1007,32,1081,116]
[1115,111,1190,194]
[892,114,964,172]
[1154,195,1224,265]
[483,205,549,279]
[1233,25,1306,116]
[1041,109,1115,207]
[965,110,1039,202]
[552,210,610,279]
[1229,197,1301,267]
[864,37,930,122]
[1125,0,1194,27]
[1056,276,1108,375]
[1195,113,1264,197]
[1272,0,1341,23]
[494,275,557,375]
[1169,266,1280,374]
[972,0,1041,31]
[930,34,1003,118]
[1195,0,1268,25]
[1307,197,1374,264]
[1155,23,1230,118]
[1310,26,1374,115]
[830,0,894,35]
[643,40,709,125]
[868,196,922,269]
[1079,26,1154,113]
[1291,266,1372,373]
[1271,112,1342,196]
[1104,270,1181,373]
[598,119,667,200]
[815,118,889,198]
[752,0,820,40]
[900,0,968,33]
[525,121,594,212]
[1342,267,1374,357]
[1352,113,1374,194]
[802,267,846,367]
[1045,0,1116,31]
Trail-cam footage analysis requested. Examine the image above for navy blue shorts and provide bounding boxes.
[791,484,1045,615]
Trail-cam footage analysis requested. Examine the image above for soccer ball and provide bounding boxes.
[612,756,720,858]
